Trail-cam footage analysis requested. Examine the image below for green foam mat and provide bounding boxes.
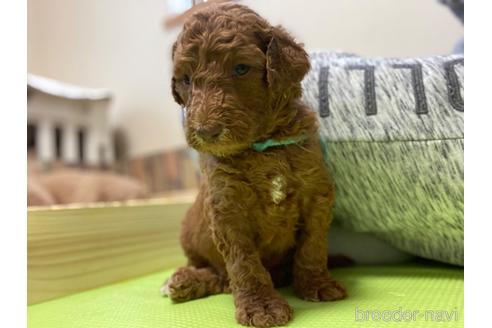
[28,264,463,328]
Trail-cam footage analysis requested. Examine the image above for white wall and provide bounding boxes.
[28,0,462,157]
[28,0,184,157]
[243,0,463,58]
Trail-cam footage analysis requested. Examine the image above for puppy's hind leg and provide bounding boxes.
[161,266,229,302]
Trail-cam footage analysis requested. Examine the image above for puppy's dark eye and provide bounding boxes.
[233,64,250,77]
[183,75,191,85]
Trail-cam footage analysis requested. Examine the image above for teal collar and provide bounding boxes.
[251,135,309,152]
[251,134,330,166]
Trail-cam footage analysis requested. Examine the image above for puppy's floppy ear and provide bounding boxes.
[171,41,185,106]
[266,26,310,96]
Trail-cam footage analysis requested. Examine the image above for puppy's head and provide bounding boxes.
[171,2,310,157]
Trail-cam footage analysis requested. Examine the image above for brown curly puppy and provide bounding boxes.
[162,2,346,327]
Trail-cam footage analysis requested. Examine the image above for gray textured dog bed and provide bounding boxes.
[302,51,464,265]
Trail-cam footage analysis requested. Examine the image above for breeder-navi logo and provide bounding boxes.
[355,307,460,322]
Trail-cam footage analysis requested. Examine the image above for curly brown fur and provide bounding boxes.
[162,3,346,327]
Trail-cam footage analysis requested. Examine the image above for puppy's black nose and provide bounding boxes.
[196,125,223,142]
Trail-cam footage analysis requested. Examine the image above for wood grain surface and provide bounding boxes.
[28,197,194,304]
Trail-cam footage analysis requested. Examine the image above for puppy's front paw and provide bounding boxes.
[161,267,200,302]
[294,273,347,302]
[235,289,293,327]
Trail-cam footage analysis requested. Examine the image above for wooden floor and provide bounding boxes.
[27,195,196,304]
